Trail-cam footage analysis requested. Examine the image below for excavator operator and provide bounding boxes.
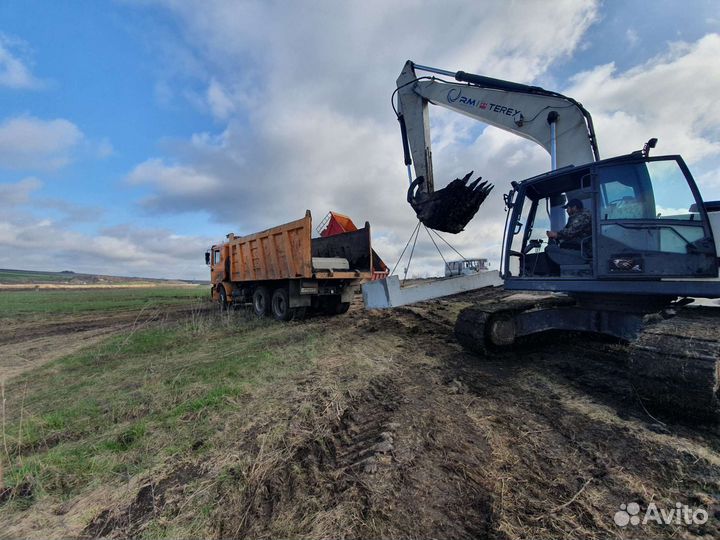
[523,198,592,277]
[546,198,591,250]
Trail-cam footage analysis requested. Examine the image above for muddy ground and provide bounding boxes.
[3,287,720,539]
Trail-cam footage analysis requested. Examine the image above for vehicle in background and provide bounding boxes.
[206,210,385,321]
[444,258,488,277]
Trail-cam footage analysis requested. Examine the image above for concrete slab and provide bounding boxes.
[362,271,504,309]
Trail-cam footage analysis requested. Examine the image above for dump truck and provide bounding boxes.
[206,210,385,320]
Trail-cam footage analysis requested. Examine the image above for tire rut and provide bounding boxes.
[213,375,403,539]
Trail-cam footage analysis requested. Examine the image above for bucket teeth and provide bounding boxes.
[407,172,494,233]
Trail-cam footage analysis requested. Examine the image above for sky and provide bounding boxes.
[0,0,719,280]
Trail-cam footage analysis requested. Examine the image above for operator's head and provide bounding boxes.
[563,198,584,216]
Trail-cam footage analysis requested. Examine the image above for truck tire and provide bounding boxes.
[334,301,350,314]
[218,286,229,312]
[321,297,350,315]
[253,286,271,317]
[271,288,293,321]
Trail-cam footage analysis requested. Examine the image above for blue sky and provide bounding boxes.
[0,1,221,234]
[1,1,719,279]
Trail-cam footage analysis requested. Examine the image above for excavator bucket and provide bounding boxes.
[407,172,493,233]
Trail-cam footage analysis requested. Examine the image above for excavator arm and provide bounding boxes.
[396,60,600,233]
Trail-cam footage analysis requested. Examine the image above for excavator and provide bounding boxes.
[391,60,720,420]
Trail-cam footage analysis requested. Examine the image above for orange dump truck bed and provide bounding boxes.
[207,210,383,320]
[225,211,314,282]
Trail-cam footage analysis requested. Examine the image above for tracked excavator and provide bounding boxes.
[391,60,720,420]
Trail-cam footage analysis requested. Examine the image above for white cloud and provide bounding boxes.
[626,28,639,47]
[0,179,195,278]
[141,0,599,127]
[0,177,42,207]
[0,116,84,170]
[564,34,720,164]
[207,78,235,120]
[5,3,718,281]
[53,3,718,279]
[119,0,600,277]
[127,158,222,195]
[96,138,115,159]
[695,168,720,192]
[0,216,213,279]
[0,35,43,89]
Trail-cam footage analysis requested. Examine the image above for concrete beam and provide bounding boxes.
[362,271,504,309]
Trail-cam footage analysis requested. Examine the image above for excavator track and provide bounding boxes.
[454,294,575,355]
[456,299,720,422]
[628,308,720,421]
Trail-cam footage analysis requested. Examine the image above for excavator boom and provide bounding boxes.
[396,60,600,232]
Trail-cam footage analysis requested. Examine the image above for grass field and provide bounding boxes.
[0,287,346,537]
[0,287,208,317]
[2,311,319,533]
[0,287,335,538]
[0,270,76,284]
[1,286,719,539]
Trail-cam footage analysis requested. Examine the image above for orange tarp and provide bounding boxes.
[320,212,358,237]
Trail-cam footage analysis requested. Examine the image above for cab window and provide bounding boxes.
[597,159,707,255]
[646,160,701,220]
[598,159,701,221]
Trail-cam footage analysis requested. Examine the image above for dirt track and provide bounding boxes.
[259,290,720,539]
[0,305,201,380]
[3,289,720,539]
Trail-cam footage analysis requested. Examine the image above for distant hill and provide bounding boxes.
[0,268,208,286]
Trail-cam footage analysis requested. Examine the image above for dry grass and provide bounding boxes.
[2,290,719,539]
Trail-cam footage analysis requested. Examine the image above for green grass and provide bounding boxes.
[0,312,321,507]
[0,269,76,283]
[0,286,208,317]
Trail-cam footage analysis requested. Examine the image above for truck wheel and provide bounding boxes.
[271,288,293,321]
[321,297,350,315]
[218,286,229,312]
[252,286,271,317]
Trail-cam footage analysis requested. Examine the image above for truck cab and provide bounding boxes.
[205,243,230,290]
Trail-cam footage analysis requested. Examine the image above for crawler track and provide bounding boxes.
[629,308,720,420]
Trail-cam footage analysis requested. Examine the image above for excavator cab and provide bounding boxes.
[502,153,719,289]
